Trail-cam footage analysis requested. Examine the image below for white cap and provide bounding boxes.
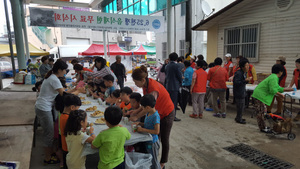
[225,53,232,57]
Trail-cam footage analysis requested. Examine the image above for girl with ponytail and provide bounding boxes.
[130,65,175,169]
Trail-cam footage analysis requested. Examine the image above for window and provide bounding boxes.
[141,0,148,15]
[224,24,260,62]
[181,2,186,16]
[179,40,185,57]
[162,42,167,59]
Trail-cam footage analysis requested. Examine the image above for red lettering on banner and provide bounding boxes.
[70,14,77,22]
[80,16,87,22]
[54,13,62,21]
[62,14,69,22]
[87,16,94,23]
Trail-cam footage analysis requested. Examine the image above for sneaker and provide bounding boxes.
[222,113,226,118]
[205,108,213,111]
[213,113,221,117]
[199,114,203,119]
[189,114,198,119]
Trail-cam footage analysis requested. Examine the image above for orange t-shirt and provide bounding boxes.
[143,78,174,119]
[120,102,132,111]
[60,113,69,152]
[207,65,228,89]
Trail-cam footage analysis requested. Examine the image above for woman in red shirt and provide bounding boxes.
[129,65,174,169]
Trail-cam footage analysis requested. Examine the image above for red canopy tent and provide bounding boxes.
[129,45,147,55]
[79,44,131,56]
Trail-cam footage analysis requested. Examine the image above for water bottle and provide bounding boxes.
[293,88,296,95]
[31,73,36,85]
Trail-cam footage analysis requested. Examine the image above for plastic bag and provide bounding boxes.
[125,152,152,169]
[14,72,26,84]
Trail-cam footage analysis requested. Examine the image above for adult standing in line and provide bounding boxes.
[208,57,229,118]
[177,56,185,76]
[224,53,233,101]
[35,60,68,164]
[86,57,117,87]
[129,66,174,169]
[182,60,194,106]
[39,55,51,79]
[110,55,127,89]
[233,58,251,124]
[165,52,183,121]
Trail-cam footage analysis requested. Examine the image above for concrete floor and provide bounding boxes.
[29,101,300,169]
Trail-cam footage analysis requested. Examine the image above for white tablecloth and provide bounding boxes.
[283,90,300,100]
[226,84,257,91]
[78,94,152,156]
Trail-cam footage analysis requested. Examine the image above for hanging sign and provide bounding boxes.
[29,7,164,32]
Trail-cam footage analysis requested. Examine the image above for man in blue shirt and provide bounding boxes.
[182,60,194,106]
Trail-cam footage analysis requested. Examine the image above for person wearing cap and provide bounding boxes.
[288,58,300,121]
[266,56,287,115]
[111,55,127,89]
[224,53,233,101]
[224,53,233,77]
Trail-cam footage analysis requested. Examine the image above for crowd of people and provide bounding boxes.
[33,52,300,169]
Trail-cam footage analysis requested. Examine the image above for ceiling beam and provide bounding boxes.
[28,0,91,8]
[89,0,104,9]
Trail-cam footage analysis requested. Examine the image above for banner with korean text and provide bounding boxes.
[29,7,164,32]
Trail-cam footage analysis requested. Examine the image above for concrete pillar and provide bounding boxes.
[167,0,172,55]
[20,0,30,61]
[10,0,26,70]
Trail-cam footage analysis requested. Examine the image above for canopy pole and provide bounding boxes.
[4,0,16,77]
[103,30,108,61]
[107,31,110,62]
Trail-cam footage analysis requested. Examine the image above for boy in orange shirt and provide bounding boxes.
[190,60,208,119]
[59,94,82,169]
[120,86,133,116]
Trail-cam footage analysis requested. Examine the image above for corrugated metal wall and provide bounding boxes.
[216,0,300,86]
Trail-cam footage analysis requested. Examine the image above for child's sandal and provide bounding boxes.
[44,157,60,165]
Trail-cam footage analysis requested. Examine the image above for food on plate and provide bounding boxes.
[82,101,91,105]
[86,106,97,111]
[226,82,233,85]
[91,110,104,117]
[79,96,86,100]
[95,117,106,124]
